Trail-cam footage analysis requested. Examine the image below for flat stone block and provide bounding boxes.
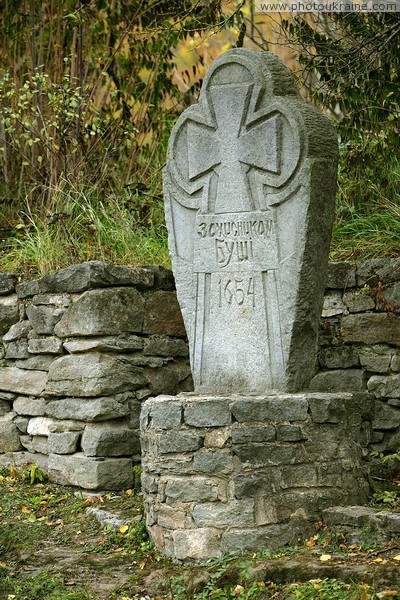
[308,395,347,423]
[13,396,47,416]
[63,335,144,353]
[318,346,359,369]
[232,423,276,443]
[193,499,255,528]
[45,353,147,397]
[322,292,347,317]
[309,370,365,393]
[172,528,222,560]
[26,304,64,334]
[343,290,375,313]
[143,291,186,337]
[276,423,306,442]
[0,294,19,335]
[0,367,47,396]
[193,449,233,474]
[0,272,17,295]
[45,397,129,422]
[322,506,381,528]
[3,320,32,342]
[28,336,63,354]
[234,443,306,467]
[358,345,392,374]
[159,430,203,454]
[82,424,140,457]
[143,336,188,357]
[341,313,400,346]
[21,434,48,454]
[368,374,400,398]
[184,398,231,427]
[233,472,279,498]
[326,262,356,289]
[48,453,133,490]
[5,339,30,359]
[230,396,308,423]
[48,431,81,454]
[37,262,154,294]
[165,476,219,503]
[221,524,292,553]
[27,417,57,436]
[0,414,22,452]
[54,288,145,337]
[15,356,55,371]
[147,398,182,429]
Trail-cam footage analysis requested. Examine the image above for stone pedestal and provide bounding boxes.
[140,393,373,561]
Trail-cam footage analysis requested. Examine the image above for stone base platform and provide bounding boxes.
[140,393,373,561]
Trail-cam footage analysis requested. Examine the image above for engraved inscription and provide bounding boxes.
[218,276,255,307]
[197,218,274,239]
[194,212,278,273]
[216,240,253,268]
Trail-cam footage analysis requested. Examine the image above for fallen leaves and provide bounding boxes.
[319,554,332,562]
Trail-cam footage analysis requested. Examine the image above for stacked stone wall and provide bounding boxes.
[0,257,399,490]
[311,258,400,453]
[0,262,191,490]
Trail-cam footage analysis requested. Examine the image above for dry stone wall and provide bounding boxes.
[0,257,400,490]
[0,262,191,490]
[311,258,400,453]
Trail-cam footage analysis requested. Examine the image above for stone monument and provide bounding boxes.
[140,49,372,560]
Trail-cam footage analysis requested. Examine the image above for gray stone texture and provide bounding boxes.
[343,290,375,313]
[81,423,140,457]
[28,336,63,354]
[184,398,231,427]
[13,396,47,416]
[341,313,400,345]
[45,353,147,397]
[143,336,188,357]
[0,413,22,452]
[143,291,186,337]
[0,272,17,295]
[326,262,356,289]
[309,369,365,392]
[47,453,133,490]
[5,339,30,359]
[2,320,32,342]
[0,367,47,396]
[34,261,154,294]
[140,393,371,560]
[15,355,56,371]
[45,396,129,422]
[318,345,359,369]
[26,304,65,334]
[358,345,392,373]
[0,294,19,334]
[54,287,144,337]
[322,293,347,317]
[63,335,144,353]
[164,49,337,395]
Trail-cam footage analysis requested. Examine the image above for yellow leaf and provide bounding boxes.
[373,557,383,563]
[393,555,400,561]
[319,554,332,562]
[21,505,30,513]
[125,489,133,497]
[119,524,129,534]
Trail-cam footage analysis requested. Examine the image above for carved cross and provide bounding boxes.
[181,83,282,214]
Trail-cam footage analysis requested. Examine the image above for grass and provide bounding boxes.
[0,131,399,277]
[1,465,400,599]
[0,180,170,277]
